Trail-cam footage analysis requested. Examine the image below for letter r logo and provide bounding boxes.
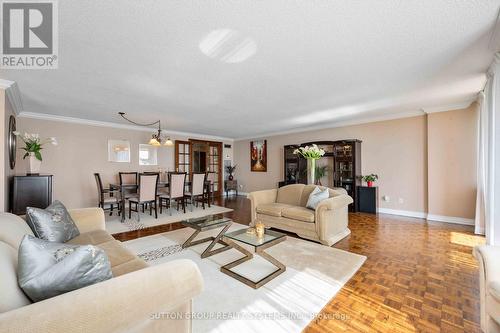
[2,2,53,54]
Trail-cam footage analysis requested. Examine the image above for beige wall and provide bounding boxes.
[14,117,231,209]
[0,90,5,211]
[234,105,478,219]
[427,106,477,218]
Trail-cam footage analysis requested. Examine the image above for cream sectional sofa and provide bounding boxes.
[474,245,500,333]
[0,208,203,333]
[248,184,353,246]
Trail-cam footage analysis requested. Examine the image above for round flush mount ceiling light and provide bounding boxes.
[199,29,257,63]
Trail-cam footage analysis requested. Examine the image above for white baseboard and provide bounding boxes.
[377,208,475,226]
[377,208,427,219]
[426,214,474,225]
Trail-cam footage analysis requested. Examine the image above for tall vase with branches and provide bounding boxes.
[293,144,325,184]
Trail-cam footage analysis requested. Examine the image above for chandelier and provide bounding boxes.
[118,112,173,146]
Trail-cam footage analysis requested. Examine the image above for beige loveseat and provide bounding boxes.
[474,245,500,333]
[248,184,353,246]
[0,208,203,333]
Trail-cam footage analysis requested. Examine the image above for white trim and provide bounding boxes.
[0,80,23,115]
[421,99,476,114]
[18,111,234,142]
[426,214,474,225]
[234,110,425,141]
[377,208,475,226]
[377,208,427,219]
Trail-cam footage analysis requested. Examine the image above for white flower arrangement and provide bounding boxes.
[293,144,325,160]
[13,132,58,161]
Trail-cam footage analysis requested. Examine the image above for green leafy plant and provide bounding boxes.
[14,132,58,161]
[361,174,379,182]
[315,165,330,185]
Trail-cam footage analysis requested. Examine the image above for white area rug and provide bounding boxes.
[123,223,366,333]
[105,205,233,234]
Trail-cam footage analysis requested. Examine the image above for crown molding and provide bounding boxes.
[17,111,234,142]
[0,79,23,115]
[421,98,476,114]
[234,109,425,141]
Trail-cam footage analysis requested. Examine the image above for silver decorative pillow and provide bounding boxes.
[306,186,330,210]
[25,200,80,242]
[18,235,112,302]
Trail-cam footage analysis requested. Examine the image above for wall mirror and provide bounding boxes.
[108,140,130,163]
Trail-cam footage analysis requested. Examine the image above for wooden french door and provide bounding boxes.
[174,139,223,197]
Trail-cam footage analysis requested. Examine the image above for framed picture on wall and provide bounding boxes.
[108,140,130,163]
[250,140,267,172]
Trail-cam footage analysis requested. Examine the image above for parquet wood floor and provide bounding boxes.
[113,196,485,333]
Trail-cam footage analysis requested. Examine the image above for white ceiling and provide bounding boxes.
[2,1,499,139]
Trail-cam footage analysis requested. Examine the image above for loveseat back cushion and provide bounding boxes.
[0,242,32,313]
[276,184,305,206]
[0,212,34,250]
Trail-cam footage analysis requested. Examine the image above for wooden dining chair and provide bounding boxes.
[94,173,121,216]
[119,171,138,198]
[185,172,207,211]
[159,172,187,215]
[128,173,159,221]
[206,171,216,207]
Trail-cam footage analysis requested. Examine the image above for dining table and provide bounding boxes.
[110,181,213,222]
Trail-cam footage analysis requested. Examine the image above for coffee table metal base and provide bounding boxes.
[220,236,286,289]
[182,224,232,259]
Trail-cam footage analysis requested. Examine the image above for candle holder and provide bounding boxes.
[255,222,265,238]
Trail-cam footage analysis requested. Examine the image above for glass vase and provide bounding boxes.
[307,159,316,185]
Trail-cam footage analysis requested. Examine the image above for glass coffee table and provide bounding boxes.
[221,228,286,289]
[181,215,233,259]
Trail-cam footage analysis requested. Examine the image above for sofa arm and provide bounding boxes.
[315,194,353,212]
[69,207,106,233]
[474,245,500,332]
[0,259,204,333]
[247,189,278,224]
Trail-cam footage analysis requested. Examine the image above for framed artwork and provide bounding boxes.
[250,140,267,172]
[108,140,130,163]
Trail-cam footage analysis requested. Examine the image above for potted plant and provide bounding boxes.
[226,164,237,181]
[293,144,325,184]
[361,174,379,187]
[14,132,57,175]
[314,165,329,186]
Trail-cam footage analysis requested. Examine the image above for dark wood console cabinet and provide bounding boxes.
[11,175,53,215]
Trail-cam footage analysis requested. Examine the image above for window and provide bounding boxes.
[139,144,158,165]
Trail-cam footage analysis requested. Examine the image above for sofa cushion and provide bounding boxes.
[0,242,32,313]
[256,203,293,217]
[276,184,305,206]
[67,230,114,246]
[282,207,315,223]
[97,240,138,268]
[25,201,80,243]
[111,258,148,277]
[0,213,34,251]
[18,235,112,302]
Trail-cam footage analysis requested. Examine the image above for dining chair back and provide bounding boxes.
[119,172,138,185]
[138,173,159,202]
[94,173,105,203]
[169,172,186,199]
[191,172,206,196]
